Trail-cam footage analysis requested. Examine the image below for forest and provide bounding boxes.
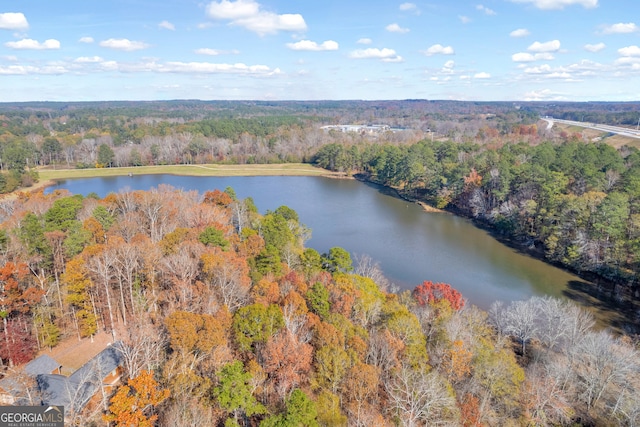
[1,100,640,425]
[4,99,635,296]
[0,186,638,426]
[313,136,640,302]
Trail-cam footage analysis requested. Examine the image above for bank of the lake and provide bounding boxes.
[38,163,341,180]
[0,163,344,200]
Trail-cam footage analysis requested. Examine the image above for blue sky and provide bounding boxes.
[1,0,639,102]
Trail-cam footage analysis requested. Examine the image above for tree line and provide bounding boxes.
[0,186,638,426]
[314,138,640,299]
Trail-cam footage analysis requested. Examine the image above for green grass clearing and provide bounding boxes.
[38,163,339,181]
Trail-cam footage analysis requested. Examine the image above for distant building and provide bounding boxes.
[320,124,394,135]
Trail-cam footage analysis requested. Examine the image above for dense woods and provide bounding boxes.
[0,187,639,426]
[1,100,640,425]
[314,137,640,308]
[1,99,547,192]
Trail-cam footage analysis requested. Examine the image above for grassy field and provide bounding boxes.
[553,122,640,149]
[0,163,341,199]
[38,163,340,181]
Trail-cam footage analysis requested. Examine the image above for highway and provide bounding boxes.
[541,117,640,140]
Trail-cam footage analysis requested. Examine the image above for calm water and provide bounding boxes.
[46,175,582,309]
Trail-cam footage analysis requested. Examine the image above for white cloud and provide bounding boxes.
[618,46,640,57]
[4,38,60,50]
[441,60,455,74]
[357,38,372,45]
[286,40,338,51]
[523,88,568,101]
[399,3,419,13]
[584,42,605,52]
[382,56,404,63]
[74,56,104,63]
[232,12,306,35]
[474,72,491,78]
[207,0,260,19]
[0,12,28,30]
[206,0,306,35]
[601,23,639,34]
[476,5,497,15]
[196,48,222,55]
[99,38,149,51]
[536,52,556,60]
[528,39,560,52]
[615,56,640,66]
[158,61,279,75]
[511,52,555,62]
[422,44,455,56]
[459,15,471,24]
[56,57,281,76]
[386,23,410,33]
[349,48,402,62]
[509,0,597,10]
[195,48,240,55]
[159,20,175,30]
[524,64,553,74]
[0,64,68,75]
[79,36,94,43]
[510,28,530,37]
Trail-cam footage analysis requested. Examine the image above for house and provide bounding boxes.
[0,342,124,418]
[0,355,62,405]
[25,354,63,376]
[36,341,124,415]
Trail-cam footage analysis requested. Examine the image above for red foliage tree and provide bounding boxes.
[0,316,38,365]
[0,262,43,366]
[412,281,464,311]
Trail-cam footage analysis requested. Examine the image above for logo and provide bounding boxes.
[0,405,64,427]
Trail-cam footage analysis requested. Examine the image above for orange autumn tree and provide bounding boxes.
[104,370,170,427]
[0,262,44,366]
[412,281,464,311]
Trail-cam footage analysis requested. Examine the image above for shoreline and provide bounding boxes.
[2,163,342,199]
[352,173,639,334]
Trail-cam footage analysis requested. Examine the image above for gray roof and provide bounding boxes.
[24,355,61,376]
[37,342,124,412]
[0,376,22,394]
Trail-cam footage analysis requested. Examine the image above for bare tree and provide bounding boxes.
[490,298,538,355]
[119,321,167,379]
[354,253,390,291]
[385,363,458,426]
[573,331,639,413]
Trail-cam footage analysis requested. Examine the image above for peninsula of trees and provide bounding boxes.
[1,186,638,426]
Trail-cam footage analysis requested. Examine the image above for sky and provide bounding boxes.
[1,0,639,102]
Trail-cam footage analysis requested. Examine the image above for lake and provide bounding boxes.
[45,174,587,311]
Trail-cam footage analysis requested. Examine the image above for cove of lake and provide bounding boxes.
[45,174,628,329]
